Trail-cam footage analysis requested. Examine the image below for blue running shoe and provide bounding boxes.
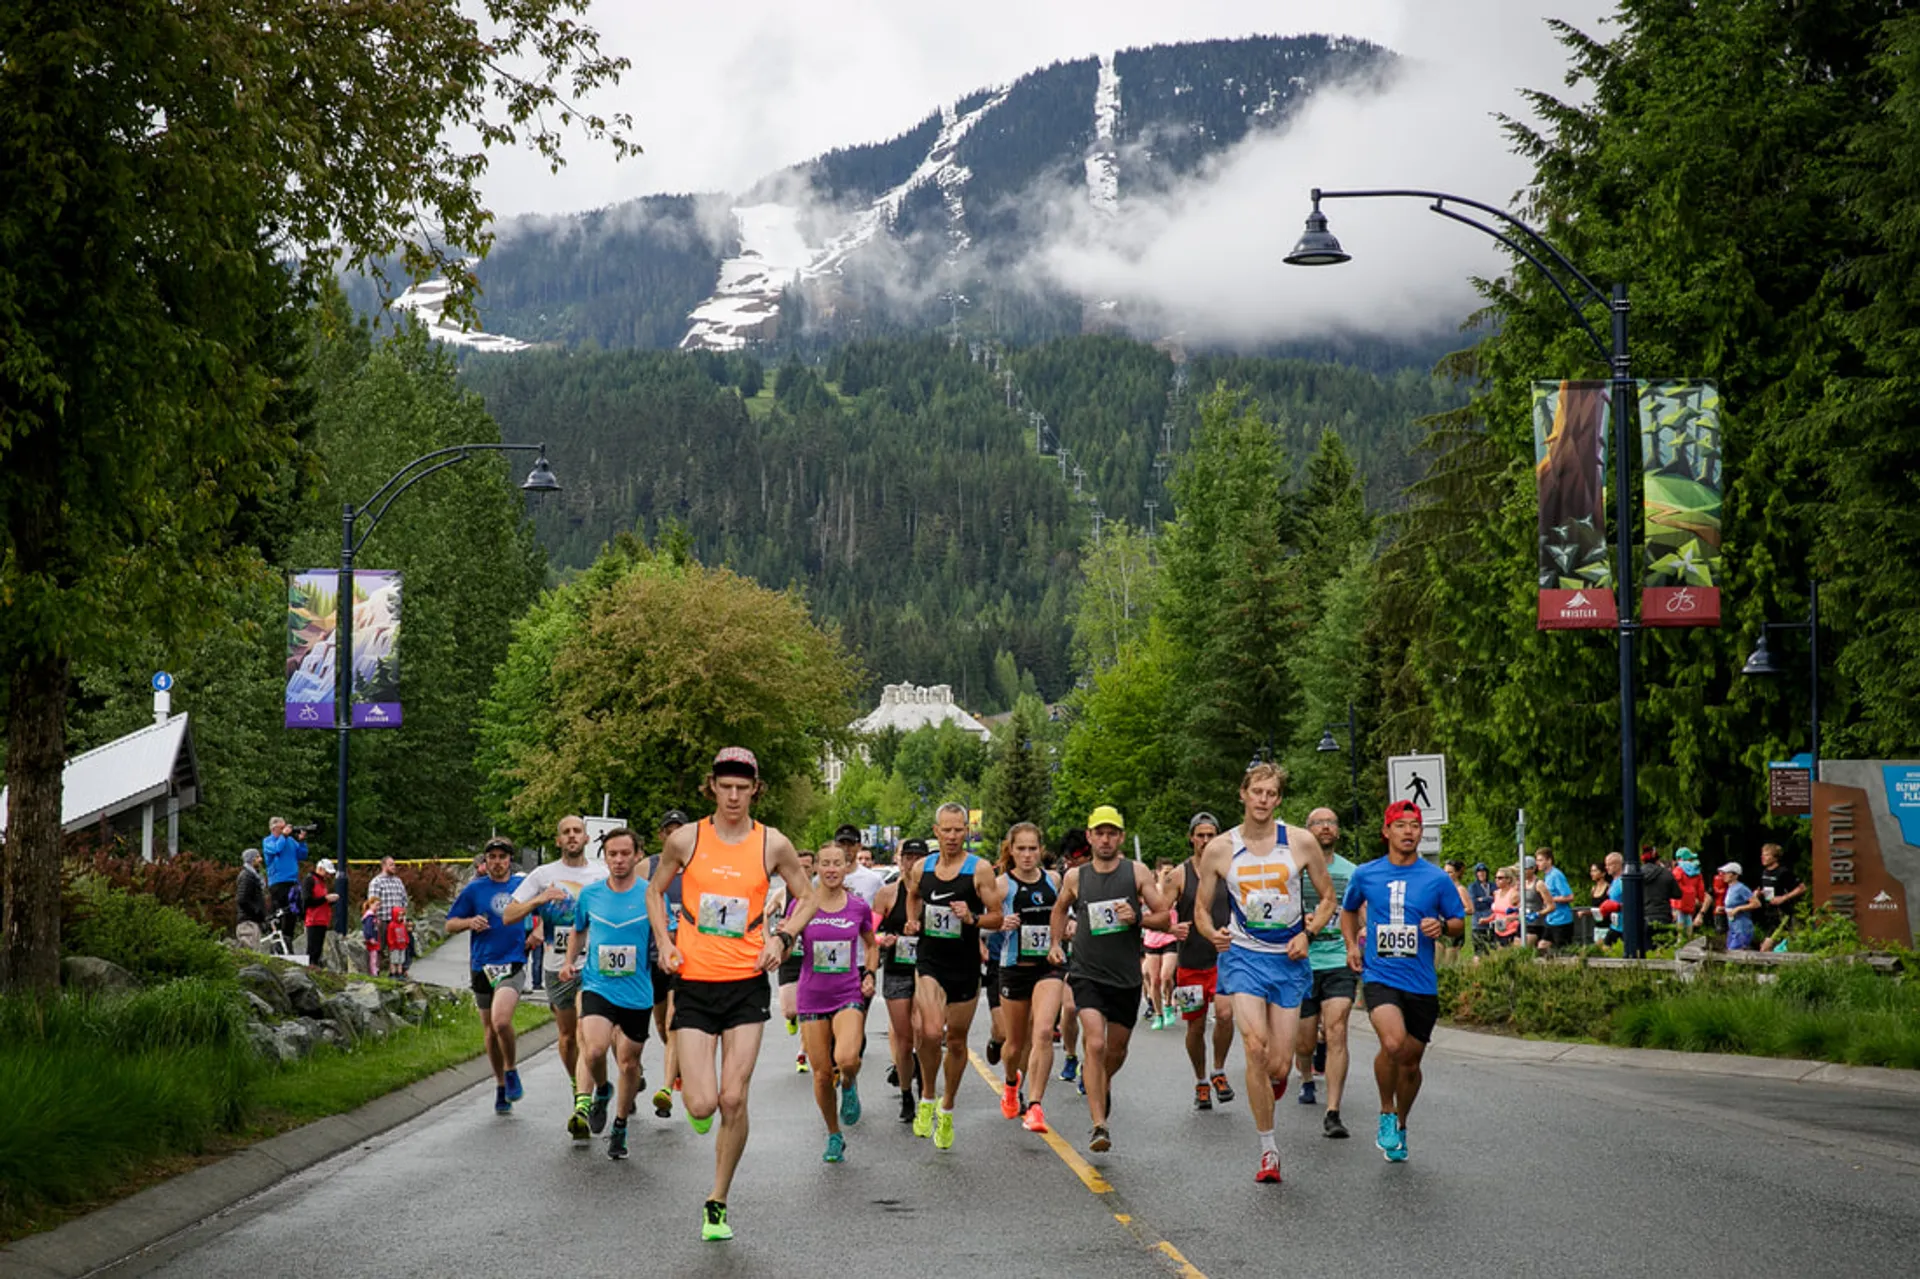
[1376,1112,1401,1160]
[1387,1124,1409,1163]
[823,1132,846,1163]
[1059,1054,1080,1084]
[504,1069,524,1103]
[495,1086,512,1115]
[840,1079,862,1127]
[1299,1080,1317,1106]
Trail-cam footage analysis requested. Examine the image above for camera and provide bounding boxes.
[290,822,319,840]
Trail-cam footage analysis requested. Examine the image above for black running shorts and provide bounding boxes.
[671,975,772,1035]
[1363,981,1440,1044]
[579,989,653,1043]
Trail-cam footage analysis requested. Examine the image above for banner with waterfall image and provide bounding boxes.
[1639,380,1723,627]
[286,570,404,728]
[1533,380,1618,630]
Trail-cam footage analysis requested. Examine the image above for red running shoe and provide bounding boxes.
[1256,1150,1282,1184]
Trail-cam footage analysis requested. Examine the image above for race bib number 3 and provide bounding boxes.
[1173,983,1205,1014]
[893,936,919,966]
[925,904,961,939]
[596,944,637,975]
[1087,899,1128,936]
[1375,923,1420,959]
[812,939,852,973]
[482,963,516,987]
[1019,924,1052,957]
[697,893,749,938]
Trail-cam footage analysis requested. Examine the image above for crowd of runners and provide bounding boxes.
[443,748,1463,1241]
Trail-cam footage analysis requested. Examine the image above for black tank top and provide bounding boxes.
[881,882,917,973]
[918,853,983,973]
[1175,856,1232,970]
[1004,869,1059,968]
[1069,859,1143,986]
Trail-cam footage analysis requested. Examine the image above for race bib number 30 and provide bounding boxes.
[812,939,852,973]
[893,936,919,965]
[925,904,961,939]
[1019,924,1052,957]
[1375,923,1420,959]
[697,893,749,938]
[596,944,637,974]
[1087,899,1128,936]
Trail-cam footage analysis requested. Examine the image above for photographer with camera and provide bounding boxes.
[263,817,310,946]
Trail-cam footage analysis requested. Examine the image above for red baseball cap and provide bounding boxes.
[1383,800,1423,835]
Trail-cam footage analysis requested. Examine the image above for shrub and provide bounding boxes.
[62,875,234,983]
[68,848,247,930]
[1441,948,1666,1041]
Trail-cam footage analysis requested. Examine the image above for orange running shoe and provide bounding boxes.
[1022,1102,1049,1133]
[1000,1074,1023,1120]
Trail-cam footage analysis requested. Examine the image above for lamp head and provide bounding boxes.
[521,449,561,493]
[1742,633,1781,676]
[1284,193,1350,267]
[1316,727,1341,754]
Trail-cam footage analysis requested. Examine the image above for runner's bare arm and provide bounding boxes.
[501,883,565,925]
[996,875,1019,931]
[1341,901,1365,970]
[1194,835,1231,950]
[1047,867,1080,966]
[764,828,815,972]
[873,882,898,945]
[902,860,924,935]
[1137,860,1173,930]
[973,860,1005,931]
[560,912,586,982]
[647,823,696,972]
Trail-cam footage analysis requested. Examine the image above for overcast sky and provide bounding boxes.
[475,0,1617,340]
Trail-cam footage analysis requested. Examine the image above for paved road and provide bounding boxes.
[105,970,1920,1279]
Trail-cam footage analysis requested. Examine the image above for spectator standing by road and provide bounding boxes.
[1597,852,1626,947]
[1533,848,1576,953]
[1467,864,1494,944]
[1722,863,1760,951]
[304,858,339,968]
[1580,863,1608,944]
[1488,868,1521,945]
[327,858,353,971]
[262,817,307,944]
[1758,843,1806,951]
[1671,849,1704,934]
[235,850,267,950]
[1637,847,1682,950]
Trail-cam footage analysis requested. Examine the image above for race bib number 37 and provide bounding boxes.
[697,893,749,938]
[1019,924,1052,957]
[1375,923,1419,959]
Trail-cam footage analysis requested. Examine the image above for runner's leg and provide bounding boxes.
[1024,978,1062,1106]
[1001,995,1031,1090]
[679,1026,721,1123]
[913,975,950,1100]
[491,985,520,1076]
[942,996,979,1109]
[804,1018,839,1134]
[1320,996,1354,1115]
[710,1021,765,1202]
[1371,1003,1426,1124]
[1077,1005,1114,1127]
[1211,992,1236,1072]
[1231,992,1275,1133]
[832,1005,865,1088]
[1264,1001,1301,1098]
[613,1024,643,1119]
[576,1015,613,1097]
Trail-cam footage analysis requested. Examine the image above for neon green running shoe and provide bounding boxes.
[912,1099,935,1139]
[933,1109,955,1151]
[567,1094,592,1141]
[701,1199,732,1242]
[689,1109,715,1136]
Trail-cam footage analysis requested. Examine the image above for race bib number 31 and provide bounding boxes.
[1087,899,1128,936]
[697,893,749,938]
[925,904,961,939]
[1375,923,1419,959]
[596,944,637,974]
[812,939,852,974]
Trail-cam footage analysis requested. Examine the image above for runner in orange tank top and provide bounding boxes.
[647,746,814,1243]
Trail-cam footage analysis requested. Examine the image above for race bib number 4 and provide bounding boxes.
[893,936,919,966]
[1087,899,1129,936]
[1019,924,1052,957]
[812,939,852,973]
[1173,983,1205,1014]
[482,963,516,987]
[925,904,961,939]
[697,893,749,938]
[1375,923,1420,959]
[596,944,637,975]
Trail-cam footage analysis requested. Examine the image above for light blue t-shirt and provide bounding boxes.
[1544,867,1575,926]
[1725,882,1757,950]
[572,880,655,1010]
[1341,857,1463,996]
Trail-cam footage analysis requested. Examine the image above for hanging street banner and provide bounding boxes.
[285,570,404,729]
[1533,380,1619,629]
[1639,380,1724,627]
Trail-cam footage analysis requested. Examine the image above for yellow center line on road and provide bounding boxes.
[965,1049,1208,1279]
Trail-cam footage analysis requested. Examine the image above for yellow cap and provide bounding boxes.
[1086,805,1125,831]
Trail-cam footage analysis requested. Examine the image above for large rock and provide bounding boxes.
[272,1019,316,1061]
[332,984,393,1038]
[245,1021,283,1064]
[321,993,368,1039]
[61,955,139,994]
[313,1018,350,1049]
[279,966,326,1017]
[241,990,279,1022]
[236,965,293,1016]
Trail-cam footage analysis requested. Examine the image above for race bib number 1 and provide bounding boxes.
[925,904,961,939]
[697,893,749,938]
[1019,924,1051,957]
[596,944,637,975]
[812,939,852,973]
[1087,899,1128,936]
[1375,923,1420,959]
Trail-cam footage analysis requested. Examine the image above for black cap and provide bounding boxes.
[900,838,929,858]
[833,823,862,844]
[658,809,690,831]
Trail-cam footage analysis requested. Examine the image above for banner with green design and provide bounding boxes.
[1639,380,1722,627]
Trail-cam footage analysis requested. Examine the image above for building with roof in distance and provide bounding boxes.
[0,713,200,860]
[824,683,990,791]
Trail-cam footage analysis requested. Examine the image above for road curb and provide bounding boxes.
[1430,1023,1920,1095]
[0,1021,558,1279]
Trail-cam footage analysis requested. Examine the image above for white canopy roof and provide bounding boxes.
[0,714,199,835]
[851,683,988,740]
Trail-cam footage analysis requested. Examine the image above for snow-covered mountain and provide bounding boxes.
[405,34,1390,354]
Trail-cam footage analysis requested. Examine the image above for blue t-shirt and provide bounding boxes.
[572,880,655,1009]
[1725,882,1756,949]
[1543,867,1575,926]
[447,873,529,970]
[1341,856,1463,996]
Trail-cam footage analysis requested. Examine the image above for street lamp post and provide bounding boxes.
[1287,188,1647,955]
[333,445,560,885]
[1742,580,1820,778]
[1316,701,1360,830]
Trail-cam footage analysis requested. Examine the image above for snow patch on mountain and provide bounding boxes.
[679,203,813,351]
[1086,52,1121,214]
[391,277,531,353]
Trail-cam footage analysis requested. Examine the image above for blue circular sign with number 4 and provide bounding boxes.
[151,672,174,692]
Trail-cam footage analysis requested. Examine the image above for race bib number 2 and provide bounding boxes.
[1375,923,1420,959]
[1244,888,1290,929]
[697,893,749,938]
